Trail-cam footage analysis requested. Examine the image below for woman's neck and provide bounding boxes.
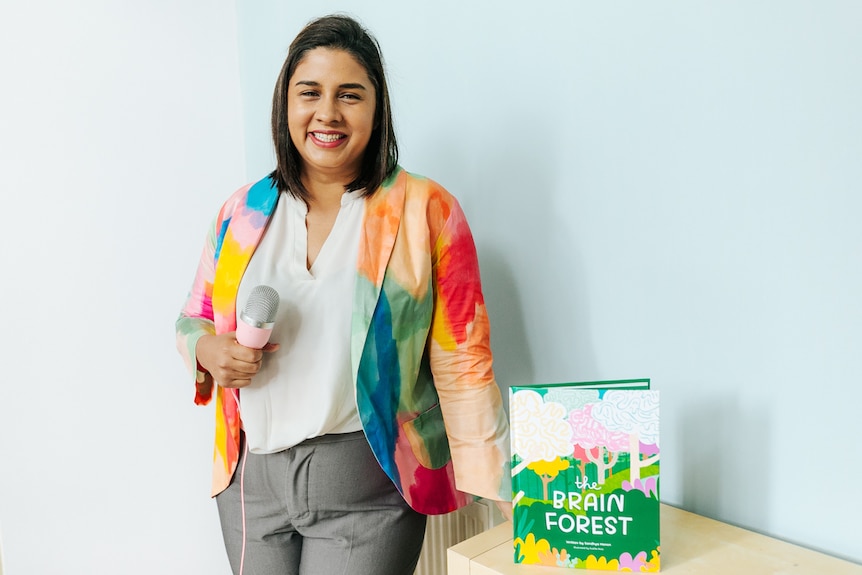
[302,173,353,212]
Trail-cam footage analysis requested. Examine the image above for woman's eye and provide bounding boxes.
[340,93,360,101]
[300,91,319,98]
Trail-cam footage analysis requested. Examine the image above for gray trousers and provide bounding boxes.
[216,431,427,575]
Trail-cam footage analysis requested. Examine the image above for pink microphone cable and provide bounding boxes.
[233,388,249,575]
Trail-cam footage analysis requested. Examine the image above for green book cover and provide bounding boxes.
[510,379,660,571]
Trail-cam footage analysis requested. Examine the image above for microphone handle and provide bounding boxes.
[236,321,273,349]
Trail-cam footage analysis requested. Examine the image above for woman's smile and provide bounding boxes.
[309,130,348,146]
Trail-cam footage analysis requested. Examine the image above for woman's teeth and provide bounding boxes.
[313,133,344,142]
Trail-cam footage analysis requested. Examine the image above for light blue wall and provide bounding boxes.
[235,1,861,564]
[0,2,246,573]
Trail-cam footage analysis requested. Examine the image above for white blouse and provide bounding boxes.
[235,190,366,454]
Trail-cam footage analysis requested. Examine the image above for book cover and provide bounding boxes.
[510,379,660,571]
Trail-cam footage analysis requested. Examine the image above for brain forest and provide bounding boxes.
[509,383,661,571]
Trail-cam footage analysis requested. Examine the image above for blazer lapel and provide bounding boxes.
[212,176,280,334]
[351,168,405,372]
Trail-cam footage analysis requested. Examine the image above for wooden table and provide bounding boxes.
[449,504,862,574]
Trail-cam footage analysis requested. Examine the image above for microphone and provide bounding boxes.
[236,285,280,349]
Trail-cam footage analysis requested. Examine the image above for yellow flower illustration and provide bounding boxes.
[584,554,620,570]
[514,533,551,564]
[641,548,660,572]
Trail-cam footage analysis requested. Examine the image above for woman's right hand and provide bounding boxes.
[195,332,280,389]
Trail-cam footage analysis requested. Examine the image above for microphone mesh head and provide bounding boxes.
[243,285,280,324]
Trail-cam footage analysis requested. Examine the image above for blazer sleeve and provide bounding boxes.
[175,183,255,405]
[175,215,219,406]
[428,197,512,502]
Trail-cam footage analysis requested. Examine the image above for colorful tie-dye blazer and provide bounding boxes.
[176,167,511,514]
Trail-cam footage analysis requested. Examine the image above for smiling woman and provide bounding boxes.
[286,48,376,186]
[176,14,512,575]
[269,15,397,207]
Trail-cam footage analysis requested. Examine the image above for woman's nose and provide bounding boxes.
[315,97,341,123]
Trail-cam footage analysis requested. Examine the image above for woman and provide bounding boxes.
[176,14,511,575]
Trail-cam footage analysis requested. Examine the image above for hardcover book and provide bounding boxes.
[510,379,660,571]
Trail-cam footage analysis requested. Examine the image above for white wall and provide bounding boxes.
[1,1,859,572]
[0,2,243,574]
[235,0,861,565]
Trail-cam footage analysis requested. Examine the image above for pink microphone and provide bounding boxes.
[236,285,280,349]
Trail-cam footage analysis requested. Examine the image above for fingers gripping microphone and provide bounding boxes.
[236,285,280,349]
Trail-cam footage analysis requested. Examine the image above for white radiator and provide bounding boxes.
[414,499,500,575]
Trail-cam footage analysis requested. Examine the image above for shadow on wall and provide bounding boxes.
[478,248,535,402]
[474,123,598,395]
[416,95,598,400]
[679,392,772,536]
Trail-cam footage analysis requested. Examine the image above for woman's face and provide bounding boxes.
[287,48,377,186]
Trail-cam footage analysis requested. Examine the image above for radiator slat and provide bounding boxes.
[414,500,493,575]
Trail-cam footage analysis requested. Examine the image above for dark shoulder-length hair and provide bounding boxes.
[270,14,398,201]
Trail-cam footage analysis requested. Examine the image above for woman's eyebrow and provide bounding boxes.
[294,80,368,90]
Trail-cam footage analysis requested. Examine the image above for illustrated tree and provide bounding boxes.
[591,391,660,483]
[527,457,571,501]
[509,390,573,503]
[537,389,598,481]
[571,444,593,480]
[544,388,599,412]
[568,403,628,484]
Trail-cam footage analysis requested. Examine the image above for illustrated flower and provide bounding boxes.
[641,548,660,572]
[583,554,620,570]
[536,547,561,566]
[622,476,659,498]
[513,533,551,564]
[536,547,578,568]
[555,549,578,569]
[617,551,647,571]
